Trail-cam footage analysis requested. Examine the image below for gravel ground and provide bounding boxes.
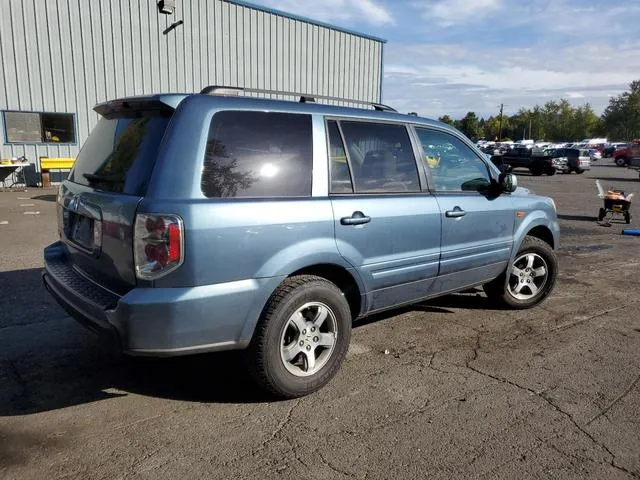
[0,160,639,479]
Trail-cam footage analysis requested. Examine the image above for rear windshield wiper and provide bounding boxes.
[82,173,122,183]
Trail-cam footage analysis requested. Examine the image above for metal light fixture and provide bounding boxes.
[157,0,175,15]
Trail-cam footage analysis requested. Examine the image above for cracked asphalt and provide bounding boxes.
[1,161,639,479]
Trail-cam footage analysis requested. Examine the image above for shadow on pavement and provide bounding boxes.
[0,268,507,416]
[557,214,597,222]
[355,289,507,328]
[354,303,454,328]
[426,291,509,311]
[31,194,56,202]
[0,268,269,417]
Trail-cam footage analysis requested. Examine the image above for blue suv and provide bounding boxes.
[43,87,559,398]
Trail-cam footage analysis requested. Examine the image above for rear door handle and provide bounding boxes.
[341,211,371,226]
[445,206,466,218]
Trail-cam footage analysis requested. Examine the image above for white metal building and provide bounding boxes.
[0,0,385,184]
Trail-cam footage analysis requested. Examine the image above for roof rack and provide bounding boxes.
[199,85,397,112]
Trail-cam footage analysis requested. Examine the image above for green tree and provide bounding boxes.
[570,104,601,140]
[438,115,454,126]
[601,80,640,140]
[459,111,483,140]
[483,116,498,140]
[439,97,604,143]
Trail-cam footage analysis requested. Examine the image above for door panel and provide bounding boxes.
[326,119,441,312]
[332,196,441,311]
[413,126,516,293]
[436,193,514,278]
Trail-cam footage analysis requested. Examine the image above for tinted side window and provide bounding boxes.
[339,121,420,193]
[327,120,353,194]
[415,128,491,192]
[202,111,312,198]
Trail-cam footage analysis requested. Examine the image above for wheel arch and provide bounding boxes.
[488,219,559,306]
[239,253,366,345]
[526,225,555,249]
[288,264,364,321]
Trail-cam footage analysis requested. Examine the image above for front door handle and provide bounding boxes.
[445,206,466,218]
[341,211,371,226]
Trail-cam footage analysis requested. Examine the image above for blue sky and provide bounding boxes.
[251,0,640,119]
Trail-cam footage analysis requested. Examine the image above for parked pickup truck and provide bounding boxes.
[491,147,556,176]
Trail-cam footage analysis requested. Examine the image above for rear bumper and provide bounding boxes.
[43,241,283,356]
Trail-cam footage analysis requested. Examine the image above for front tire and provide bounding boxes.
[246,275,352,399]
[484,237,558,309]
[574,168,584,174]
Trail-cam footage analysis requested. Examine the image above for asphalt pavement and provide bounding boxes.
[0,161,639,479]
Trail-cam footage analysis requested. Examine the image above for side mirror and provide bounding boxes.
[500,173,518,193]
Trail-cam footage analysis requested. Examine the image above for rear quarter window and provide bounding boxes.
[69,113,171,195]
[201,111,313,198]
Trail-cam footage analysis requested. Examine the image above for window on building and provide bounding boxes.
[339,121,421,194]
[3,111,76,144]
[202,111,313,198]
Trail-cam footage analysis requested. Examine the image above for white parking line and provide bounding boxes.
[23,211,40,215]
[17,197,29,200]
[19,203,35,207]
[0,221,8,225]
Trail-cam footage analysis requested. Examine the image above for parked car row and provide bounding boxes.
[479,138,640,168]
[489,146,591,176]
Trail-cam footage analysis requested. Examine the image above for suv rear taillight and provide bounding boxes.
[134,214,184,280]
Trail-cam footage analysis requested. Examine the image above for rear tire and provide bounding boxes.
[546,168,556,176]
[615,157,628,167]
[483,236,558,309]
[574,168,584,174]
[245,275,351,399]
[530,167,543,176]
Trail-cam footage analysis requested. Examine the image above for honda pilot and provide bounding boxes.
[43,87,560,398]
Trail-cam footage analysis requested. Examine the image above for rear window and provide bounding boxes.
[202,111,313,198]
[69,113,171,195]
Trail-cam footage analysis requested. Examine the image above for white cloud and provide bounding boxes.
[414,0,502,26]
[248,0,640,119]
[382,41,640,118]
[254,0,395,26]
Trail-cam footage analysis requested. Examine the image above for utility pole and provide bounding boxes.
[529,117,532,140]
[498,103,504,141]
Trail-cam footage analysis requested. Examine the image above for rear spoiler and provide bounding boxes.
[94,95,186,119]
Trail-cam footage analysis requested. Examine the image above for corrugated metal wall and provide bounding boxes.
[0,0,383,177]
